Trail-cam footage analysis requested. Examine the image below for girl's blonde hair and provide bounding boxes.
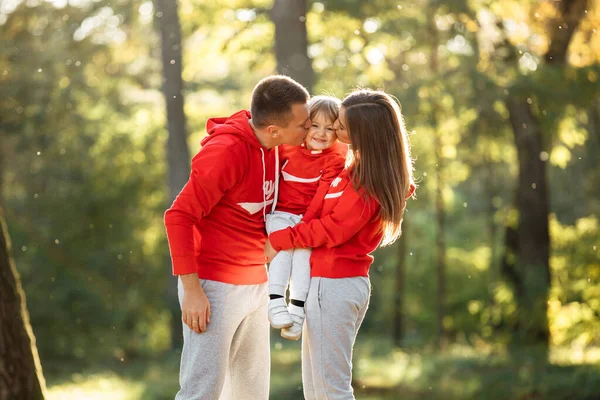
[342,89,415,246]
[308,95,341,123]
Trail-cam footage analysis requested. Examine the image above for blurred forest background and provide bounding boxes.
[1,0,600,399]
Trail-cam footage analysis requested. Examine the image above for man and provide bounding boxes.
[164,75,310,399]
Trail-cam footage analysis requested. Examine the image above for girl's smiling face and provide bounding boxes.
[304,112,337,151]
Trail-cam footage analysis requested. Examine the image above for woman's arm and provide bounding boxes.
[270,188,379,251]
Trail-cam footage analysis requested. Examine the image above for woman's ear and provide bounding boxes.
[406,183,416,199]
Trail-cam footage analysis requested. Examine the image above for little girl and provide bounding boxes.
[266,95,348,340]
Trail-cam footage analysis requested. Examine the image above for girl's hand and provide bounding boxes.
[264,238,278,263]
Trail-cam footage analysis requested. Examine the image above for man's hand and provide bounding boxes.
[264,238,278,263]
[180,273,211,334]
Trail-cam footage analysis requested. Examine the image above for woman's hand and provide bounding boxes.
[264,238,278,263]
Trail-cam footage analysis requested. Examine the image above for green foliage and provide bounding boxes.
[549,216,600,348]
[45,343,600,400]
[1,0,169,364]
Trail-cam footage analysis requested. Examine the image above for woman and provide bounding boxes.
[265,89,416,399]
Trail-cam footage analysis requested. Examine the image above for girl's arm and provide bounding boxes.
[302,156,346,223]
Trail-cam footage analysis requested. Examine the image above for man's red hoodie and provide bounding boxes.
[164,110,278,284]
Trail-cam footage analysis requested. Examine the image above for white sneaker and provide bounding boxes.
[268,297,293,329]
[281,305,304,341]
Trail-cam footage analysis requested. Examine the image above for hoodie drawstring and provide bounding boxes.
[271,146,280,213]
[260,146,280,222]
[260,148,267,222]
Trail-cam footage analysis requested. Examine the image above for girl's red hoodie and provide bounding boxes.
[269,168,382,278]
[164,110,278,284]
[275,142,348,222]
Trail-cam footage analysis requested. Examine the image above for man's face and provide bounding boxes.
[275,103,311,146]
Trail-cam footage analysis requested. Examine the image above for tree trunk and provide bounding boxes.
[271,0,314,92]
[506,98,551,350]
[154,0,191,349]
[392,220,408,347]
[428,8,446,349]
[484,160,499,301]
[0,148,4,209]
[585,99,600,215]
[434,137,446,349]
[589,98,600,146]
[544,0,589,64]
[154,0,190,202]
[503,0,587,355]
[0,208,46,400]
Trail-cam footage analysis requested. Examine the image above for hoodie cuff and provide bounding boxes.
[270,228,295,251]
[171,255,198,276]
[301,210,316,223]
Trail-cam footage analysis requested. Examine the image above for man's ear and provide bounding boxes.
[267,125,280,138]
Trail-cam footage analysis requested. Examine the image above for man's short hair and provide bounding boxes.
[250,75,310,128]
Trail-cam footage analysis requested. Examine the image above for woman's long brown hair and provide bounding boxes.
[342,89,414,246]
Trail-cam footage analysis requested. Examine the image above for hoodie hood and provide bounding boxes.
[203,110,264,149]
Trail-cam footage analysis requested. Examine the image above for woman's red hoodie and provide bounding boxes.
[269,169,382,278]
[164,110,277,284]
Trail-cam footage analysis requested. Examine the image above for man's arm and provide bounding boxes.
[164,141,244,274]
[165,139,245,332]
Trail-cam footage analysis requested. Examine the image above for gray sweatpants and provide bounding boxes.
[302,276,371,400]
[176,278,270,400]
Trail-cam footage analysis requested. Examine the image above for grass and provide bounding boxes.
[46,338,600,400]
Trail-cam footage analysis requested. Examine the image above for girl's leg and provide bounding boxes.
[265,212,297,297]
[267,249,293,297]
[265,211,300,328]
[281,248,312,340]
[289,248,311,302]
[302,276,371,400]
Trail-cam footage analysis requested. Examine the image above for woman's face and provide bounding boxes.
[333,106,351,144]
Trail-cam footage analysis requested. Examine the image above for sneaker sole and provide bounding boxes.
[281,330,301,341]
[270,321,293,329]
